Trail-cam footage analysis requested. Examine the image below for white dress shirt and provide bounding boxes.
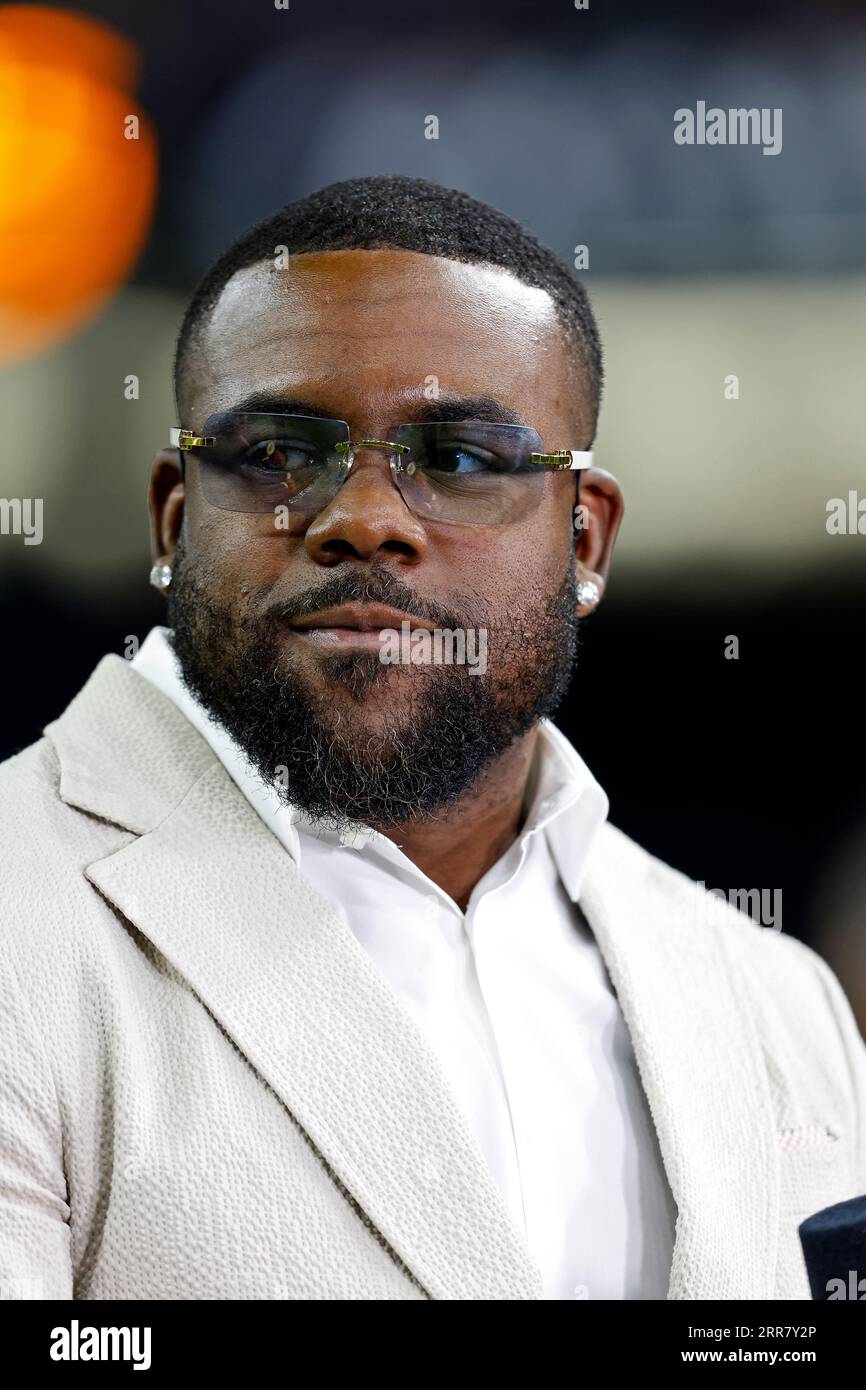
[131,626,676,1299]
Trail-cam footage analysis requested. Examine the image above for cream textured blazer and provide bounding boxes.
[0,655,864,1301]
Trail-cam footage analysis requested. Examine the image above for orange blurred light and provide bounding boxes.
[0,6,158,365]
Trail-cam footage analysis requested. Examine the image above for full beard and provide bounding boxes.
[168,533,581,835]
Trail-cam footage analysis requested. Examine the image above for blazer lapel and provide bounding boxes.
[49,657,541,1301]
[579,826,780,1299]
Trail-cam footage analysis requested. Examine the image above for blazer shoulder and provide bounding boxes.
[0,729,125,847]
[599,817,850,994]
[0,732,62,810]
[597,820,866,1150]
[0,732,134,971]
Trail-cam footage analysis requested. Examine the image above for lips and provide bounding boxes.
[286,601,437,650]
[288,602,436,634]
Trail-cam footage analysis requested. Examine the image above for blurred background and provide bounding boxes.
[0,0,864,1030]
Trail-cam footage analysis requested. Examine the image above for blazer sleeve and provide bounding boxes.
[0,933,72,1300]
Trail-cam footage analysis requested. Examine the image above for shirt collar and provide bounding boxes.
[523,717,609,901]
[131,625,608,901]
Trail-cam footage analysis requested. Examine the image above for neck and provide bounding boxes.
[377,725,541,912]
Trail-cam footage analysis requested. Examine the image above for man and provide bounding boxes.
[1,175,863,1302]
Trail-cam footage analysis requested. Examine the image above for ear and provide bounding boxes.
[573,467,624,613]
[148,449,185,564]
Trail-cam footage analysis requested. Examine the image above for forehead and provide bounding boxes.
[186,248,583,433]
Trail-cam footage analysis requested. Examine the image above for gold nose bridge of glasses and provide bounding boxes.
[334,438,413,472]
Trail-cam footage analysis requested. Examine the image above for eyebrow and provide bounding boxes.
[214,391,529,428]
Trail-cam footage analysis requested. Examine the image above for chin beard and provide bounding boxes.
[167,536,581,834]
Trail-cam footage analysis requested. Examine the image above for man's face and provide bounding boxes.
[151,248,621,831]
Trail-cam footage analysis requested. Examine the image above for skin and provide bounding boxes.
[149,249,624,910]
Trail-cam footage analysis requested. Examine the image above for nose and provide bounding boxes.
[302,446,429,565]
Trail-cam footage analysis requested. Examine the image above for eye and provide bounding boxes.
[430,443,499,474]
[240,439,321,473]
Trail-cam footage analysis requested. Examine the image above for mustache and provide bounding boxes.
[265,566,480,632]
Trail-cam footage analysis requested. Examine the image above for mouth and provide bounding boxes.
[285,602,437,650]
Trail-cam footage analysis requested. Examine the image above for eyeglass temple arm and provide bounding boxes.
[170,428,215,448]
[530,450,593,469]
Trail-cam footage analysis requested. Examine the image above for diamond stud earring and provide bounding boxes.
[576,579,600,608]
[149,562,172,593]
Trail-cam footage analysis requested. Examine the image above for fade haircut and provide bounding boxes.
[173,173,602,434]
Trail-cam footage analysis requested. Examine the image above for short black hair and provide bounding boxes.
[173,174,602,433]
